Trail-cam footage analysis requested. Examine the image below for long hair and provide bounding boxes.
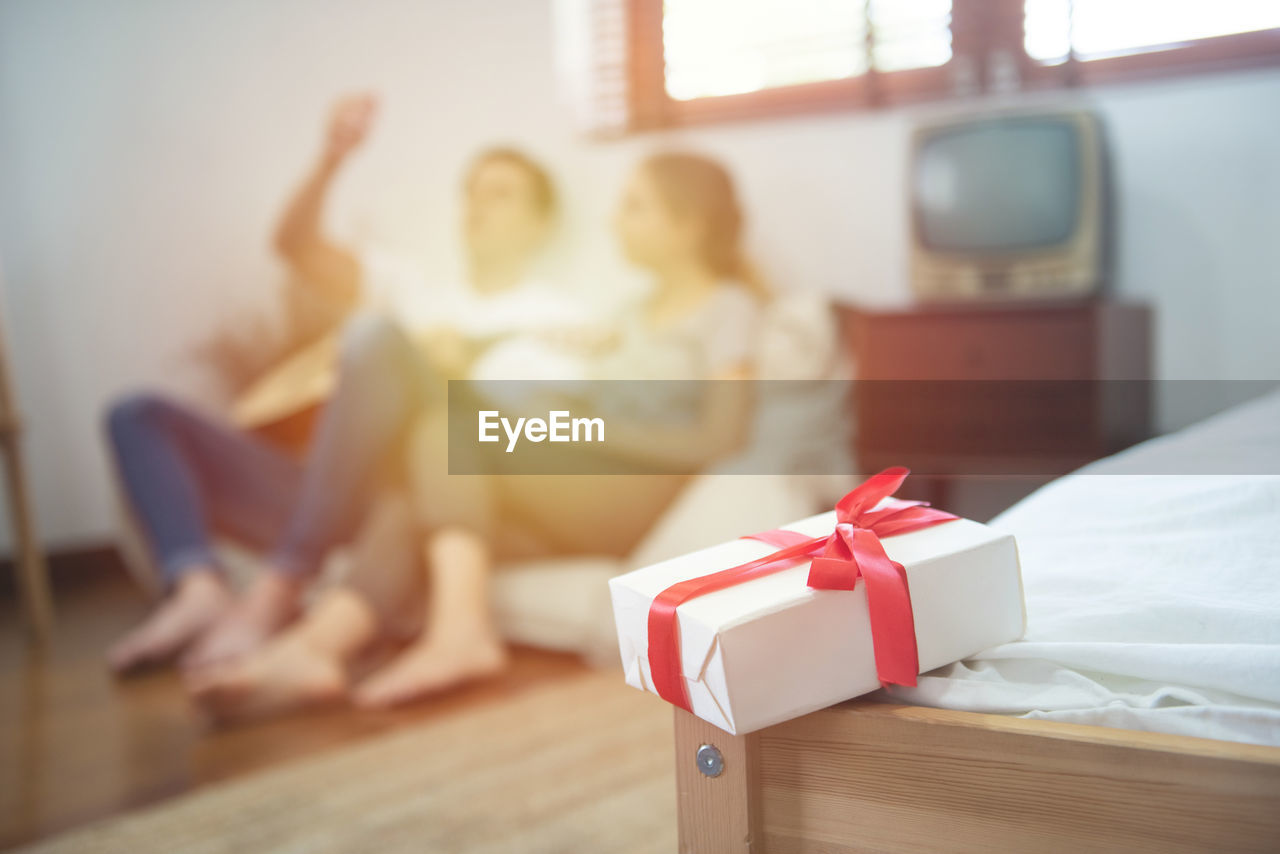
[641,152,769,298]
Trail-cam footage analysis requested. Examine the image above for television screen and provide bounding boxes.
[913,118,1081,253]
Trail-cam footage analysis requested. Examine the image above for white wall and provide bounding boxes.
[1,0,1278,550]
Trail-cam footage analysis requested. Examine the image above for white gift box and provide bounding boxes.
[609,509,1025,735]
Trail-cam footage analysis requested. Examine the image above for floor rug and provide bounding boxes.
[16,672,676,853]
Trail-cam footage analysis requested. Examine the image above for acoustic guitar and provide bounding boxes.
[230,315,596,451]
[231,334,339,449]
[228,324,495,450]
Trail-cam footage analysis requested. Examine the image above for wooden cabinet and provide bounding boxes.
[837,300,1153,517]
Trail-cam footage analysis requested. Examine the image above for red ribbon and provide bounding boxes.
[645,467,958,713]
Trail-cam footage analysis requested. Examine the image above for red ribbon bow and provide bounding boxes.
[645,467,958,713]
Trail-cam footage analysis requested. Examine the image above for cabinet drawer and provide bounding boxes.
[853,312,1095,380]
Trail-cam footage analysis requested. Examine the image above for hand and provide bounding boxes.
[191,310,286,394]
[322,93,377,163]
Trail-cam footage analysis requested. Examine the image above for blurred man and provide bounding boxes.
[107,93,586,674]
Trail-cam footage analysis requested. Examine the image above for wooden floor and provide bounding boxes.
[0,561,592,850]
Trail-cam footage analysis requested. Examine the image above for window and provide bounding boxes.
[661,0,952,102]
[562,0,1280,134]
[869,1,954,73]
[662,0,868,101]
[1026,0,1280,63]
[1019,0,1280,87]
[621,0,957,130]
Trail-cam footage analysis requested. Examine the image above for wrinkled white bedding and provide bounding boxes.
[889,388,1280,746]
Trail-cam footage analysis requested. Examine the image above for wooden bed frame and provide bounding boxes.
[673,700,1280,852]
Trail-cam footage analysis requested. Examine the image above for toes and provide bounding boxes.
[186,663,244,701]
[187,639,349,724]
[350,675,399,710]
[187,666,256,720]
[107,637,148,674]
[179,641,217,673]
[181,628,252,672]
[355,684,411,710]
[108,623,183,675]
[351,648,499,710]
[110,589,235,676]
[351,663,428,709]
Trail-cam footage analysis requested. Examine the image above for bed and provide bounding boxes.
[671,388,1280,852]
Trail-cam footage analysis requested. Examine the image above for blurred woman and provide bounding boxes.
[190,152,768,720]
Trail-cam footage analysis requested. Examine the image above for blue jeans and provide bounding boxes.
[106,313,425,586]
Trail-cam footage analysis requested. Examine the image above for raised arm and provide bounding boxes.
[273,93,376,315]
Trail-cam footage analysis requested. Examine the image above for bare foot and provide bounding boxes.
[108,570,232,674]
[352,633,508,710]
[186,632,347,723]
[182,574,302,672]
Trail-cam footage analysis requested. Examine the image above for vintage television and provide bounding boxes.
[909,109,1111,301]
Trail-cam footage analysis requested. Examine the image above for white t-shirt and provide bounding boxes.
[359,248,595,381]
[587,284,762,422]
[591,284,761,381]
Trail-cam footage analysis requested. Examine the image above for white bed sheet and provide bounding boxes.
[889,388,1280,746]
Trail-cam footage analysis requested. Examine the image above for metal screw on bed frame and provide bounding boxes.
[696,743,724,778]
